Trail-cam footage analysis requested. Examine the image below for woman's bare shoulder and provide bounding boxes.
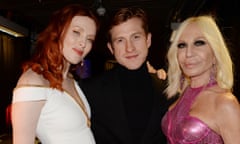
[212,89,240,120]
[204,86,239,115]
[216,91,239,108]
[16,69,49,87]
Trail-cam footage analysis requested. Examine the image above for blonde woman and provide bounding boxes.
[162,15,240,144]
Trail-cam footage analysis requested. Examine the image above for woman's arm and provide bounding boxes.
[12,69,47,144]
[217,93,240,144]
[12,101,45,144]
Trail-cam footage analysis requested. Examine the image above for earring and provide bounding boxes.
[80,59,84,67]
[210,63,217,84]
[180,74,185,90]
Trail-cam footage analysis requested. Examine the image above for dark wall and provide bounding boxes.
[217,0,240,100]
[0,34,30,133]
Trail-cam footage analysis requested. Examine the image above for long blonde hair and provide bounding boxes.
[166,15,233,98]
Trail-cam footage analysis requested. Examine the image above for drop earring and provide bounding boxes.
[180,74,185,90]
[80,59,84,67]
[210,63,217,84]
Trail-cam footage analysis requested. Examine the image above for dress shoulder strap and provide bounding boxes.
[12,86,51,103]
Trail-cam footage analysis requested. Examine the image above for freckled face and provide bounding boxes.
[177,23,216,80]
[107,18,151,70]
[62,16,96,65]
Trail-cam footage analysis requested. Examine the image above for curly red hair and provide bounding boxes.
[23,4,99,91]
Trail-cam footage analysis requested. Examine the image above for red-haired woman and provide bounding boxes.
[11,4,98,144]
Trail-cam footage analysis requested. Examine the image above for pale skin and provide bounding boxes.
[107,17,151,70]
[106,17,167,79]
[11,16,96,144]
[169,22,240,143]
[146,61,167,80]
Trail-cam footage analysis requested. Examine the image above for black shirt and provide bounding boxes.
[119,64,154,143]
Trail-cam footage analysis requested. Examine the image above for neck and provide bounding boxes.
[62,61,71,79]
[118,62,147,73]
[190,76,216,88]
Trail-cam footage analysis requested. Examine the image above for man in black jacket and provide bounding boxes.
[81,7,176,144]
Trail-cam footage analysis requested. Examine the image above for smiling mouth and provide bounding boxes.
[184,63,197,68]
[73,48,83,56]
[126,54,138,59]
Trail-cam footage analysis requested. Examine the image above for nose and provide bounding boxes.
[125,40,135,52]
[78,37,86,48]
[186,45,193,57]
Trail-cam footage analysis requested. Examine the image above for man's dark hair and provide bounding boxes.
[107,7,149,42]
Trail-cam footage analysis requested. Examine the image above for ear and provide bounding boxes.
[107,42,114,54]
[146,33,152,49]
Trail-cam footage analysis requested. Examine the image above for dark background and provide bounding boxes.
[0,0,239,135]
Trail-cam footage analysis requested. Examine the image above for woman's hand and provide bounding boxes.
[147,61,167,80]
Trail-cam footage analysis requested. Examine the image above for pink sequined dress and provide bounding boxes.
[161,82,224,144]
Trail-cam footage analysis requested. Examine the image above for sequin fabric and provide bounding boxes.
[161,82,224,144]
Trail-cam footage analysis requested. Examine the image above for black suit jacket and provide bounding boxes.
[80,64,176,144]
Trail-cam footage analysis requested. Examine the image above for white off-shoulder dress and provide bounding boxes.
[12,80,95,144]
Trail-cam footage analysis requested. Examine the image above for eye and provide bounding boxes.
[194,40,206,46]
[117,39,123,42]
[87,38,94,43]
[73,30,80,36]
[114,38,124,44]
[133,35,140,39]
[131,34,142,41]
[177,42,187,48]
